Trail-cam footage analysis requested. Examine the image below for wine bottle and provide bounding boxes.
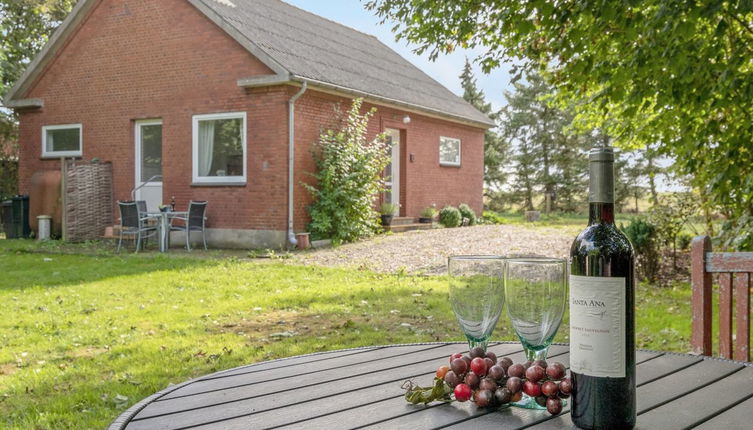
[569,146,636,429]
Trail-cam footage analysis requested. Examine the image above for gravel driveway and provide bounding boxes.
[293,224,580,274]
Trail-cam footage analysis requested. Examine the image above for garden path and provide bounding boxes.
[294,224,579,274]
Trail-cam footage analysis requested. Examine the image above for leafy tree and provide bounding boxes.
[499,72,592,212]
[303,99,391,245]
[365,0,753,249]
[1,0,78,196]
[459,59,507,192]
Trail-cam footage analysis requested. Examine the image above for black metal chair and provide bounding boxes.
[169,201,208,251]
[117,201,157,253]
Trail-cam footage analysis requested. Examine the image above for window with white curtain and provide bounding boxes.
[192,112,246,184]
[42,124,82,157]
[439,136,461,166]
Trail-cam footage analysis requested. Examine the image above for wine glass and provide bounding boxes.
[447,255,505,352]
[505,257,567,409]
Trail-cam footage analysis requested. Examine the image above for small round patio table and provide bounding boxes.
[109,342,753,430]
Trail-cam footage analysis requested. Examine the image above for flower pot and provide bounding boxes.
[418,217,433,224]
[380,214,394,226]
[295,232,311,250]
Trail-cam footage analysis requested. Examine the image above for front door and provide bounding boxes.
[134,120,163,212]
[384,128,400,211]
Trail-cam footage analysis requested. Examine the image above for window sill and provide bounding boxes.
[439,163,461,168]
[191,182,247,187]
[41,154,82,159]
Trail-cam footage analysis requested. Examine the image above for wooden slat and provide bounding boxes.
[734,273,751,362]
[167,344,445,396]
[124,343,499,429]
[206,346,384,378]
[272,348,564,430]
[720,273,734,359]
[693,393,753,429]
[163,344,525,430]
[637,366,753,428]
[706,252,753,272]
[522,357,745,430]
[692,236,713,355]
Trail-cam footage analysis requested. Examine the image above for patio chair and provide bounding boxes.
[117,201,157,253]
[169,200,208,251]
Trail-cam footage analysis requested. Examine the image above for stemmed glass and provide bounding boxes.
[505,257,567,408]
[447,256,505,352]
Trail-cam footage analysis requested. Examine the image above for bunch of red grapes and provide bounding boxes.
[435,346,571,415]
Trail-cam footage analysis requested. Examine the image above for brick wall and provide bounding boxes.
[17,0,289,231]
[292,91,484,231]
[15,0,486,242]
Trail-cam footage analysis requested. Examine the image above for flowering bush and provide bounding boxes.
[303,99,392,245]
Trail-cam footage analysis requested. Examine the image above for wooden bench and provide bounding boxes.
[691,235,753,360]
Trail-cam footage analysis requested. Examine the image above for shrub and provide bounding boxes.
[380,202,398,215]
[420,206,437,218]
[621,218,660,283]
[677,233,693,251]
[439,206,461,227]
[458,203,477,226]
[303,99,392,245]
[481,210,505,225]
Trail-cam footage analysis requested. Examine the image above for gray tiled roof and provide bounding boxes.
[195,0,494,127]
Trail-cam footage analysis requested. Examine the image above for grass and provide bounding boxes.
[0,239,708,429]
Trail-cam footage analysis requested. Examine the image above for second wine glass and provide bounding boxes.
[505,257,567,362]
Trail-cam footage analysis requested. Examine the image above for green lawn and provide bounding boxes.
[0,239,699,429]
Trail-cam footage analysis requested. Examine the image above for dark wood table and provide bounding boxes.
[109,342,753,429]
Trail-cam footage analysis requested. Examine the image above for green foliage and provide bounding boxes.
[677,233,693,251]
[439,206,461,228]
[420,206,437,218]
[457,203,477,226]
[459,59,508,191]
[650,193,697,267]
[1,1,78,142]
[379,202,398,215]
[303,99,391,245]
[621,217,660,284]
[481,210,506,225]
[365,0,753,247]
[498,72,594,212]
[719,215,753,252]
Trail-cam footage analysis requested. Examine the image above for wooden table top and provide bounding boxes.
[108,342,753,429]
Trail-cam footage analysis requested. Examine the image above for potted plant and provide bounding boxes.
[419,206,436,223]
[380,202,398,226]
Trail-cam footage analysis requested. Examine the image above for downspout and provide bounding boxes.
[287,82,307,246]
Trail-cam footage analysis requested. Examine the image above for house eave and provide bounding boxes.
[2,98,44,109]
[290,76,496,129]
[237,74,292,88]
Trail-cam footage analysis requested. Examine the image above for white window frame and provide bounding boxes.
[191,112,247,184]
[439,136,461,167]
[41,124,82,158]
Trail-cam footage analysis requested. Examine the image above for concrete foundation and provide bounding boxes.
[169,228,286,250]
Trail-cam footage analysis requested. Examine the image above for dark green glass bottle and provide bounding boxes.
[569,146,636,429]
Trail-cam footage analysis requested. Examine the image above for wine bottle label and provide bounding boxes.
[569,275,626,378]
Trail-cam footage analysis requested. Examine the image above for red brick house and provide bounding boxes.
[2,0,493,248]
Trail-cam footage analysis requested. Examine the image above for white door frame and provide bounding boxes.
[384,128,400,211]
[134,119,163,209]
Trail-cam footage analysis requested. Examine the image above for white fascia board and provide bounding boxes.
[290,76,496,130]
[2,98,44,109]
[237,74,292,88]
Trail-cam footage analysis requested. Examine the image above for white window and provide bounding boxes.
[42,124,82,157]
[192,112,247,184]
[439,136,461,166]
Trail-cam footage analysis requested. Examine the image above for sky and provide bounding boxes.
[283,0,512,111]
